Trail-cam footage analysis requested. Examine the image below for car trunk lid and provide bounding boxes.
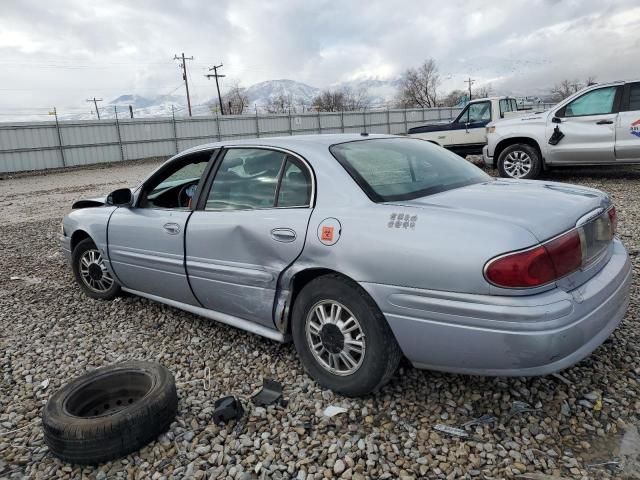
[386,179,610,242]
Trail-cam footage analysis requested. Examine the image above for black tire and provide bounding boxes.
[497,143,542,179]
[42,361,178,465]
[71,238,120,300]
[291,274,402,397]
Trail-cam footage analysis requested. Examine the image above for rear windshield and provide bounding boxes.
[330,137,490,202]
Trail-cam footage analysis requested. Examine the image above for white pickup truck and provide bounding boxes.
[484,79,640,179]
[408,96,522,156]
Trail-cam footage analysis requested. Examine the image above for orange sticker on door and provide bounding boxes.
[317,218,341,246]
[321,226,334,242]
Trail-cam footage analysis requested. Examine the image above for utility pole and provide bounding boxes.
[86,97,103,119]
[174,52,194,116]
[205,64,225,115]
[464,77,475,101]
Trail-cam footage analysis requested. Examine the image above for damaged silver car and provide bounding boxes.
[60,134,632,396]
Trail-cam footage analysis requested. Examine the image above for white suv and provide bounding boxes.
[484,80,640,179]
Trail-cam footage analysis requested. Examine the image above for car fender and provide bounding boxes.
[63,206,118,274]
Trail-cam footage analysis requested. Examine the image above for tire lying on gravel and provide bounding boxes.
[42,361,178,465]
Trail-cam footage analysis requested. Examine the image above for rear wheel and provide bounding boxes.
[291,274,402,396]
[498,144,542,179]
[72,238,120,300]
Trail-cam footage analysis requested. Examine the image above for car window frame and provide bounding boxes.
[621,82,640,112]
[275,156,314,208]
[196,146,316,212]
[457,100,491,125]
[556,85,623,118]
[135,149,219,211]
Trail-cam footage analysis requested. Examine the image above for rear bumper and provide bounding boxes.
[361,239,631,376]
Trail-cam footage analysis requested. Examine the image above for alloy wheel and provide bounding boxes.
[79,249,114,293]
[305,300,366,376]
[503,150,532,178]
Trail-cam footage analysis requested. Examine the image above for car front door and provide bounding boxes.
[186,147,314,328]
[456,100,492,147]
[546,85,621,164]
[616,82,640,161]
[107,150,215,305]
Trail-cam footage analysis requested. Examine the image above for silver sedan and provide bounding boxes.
[60,134,632,396]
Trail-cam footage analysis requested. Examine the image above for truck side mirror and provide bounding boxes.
[107,188,133,207]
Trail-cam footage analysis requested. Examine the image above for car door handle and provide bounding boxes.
[271,228,296,243]
[596,120,614,125]
[163,223,180,235]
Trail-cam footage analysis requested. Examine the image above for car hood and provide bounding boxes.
[387,179,609,242]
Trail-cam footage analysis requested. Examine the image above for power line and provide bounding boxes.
[86,97,103,119]
[173,52,194,116]
[205,64,226,115]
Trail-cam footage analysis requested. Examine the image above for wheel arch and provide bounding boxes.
[494,137,544,168]
[279,267,370,335]
[70,229,92,252]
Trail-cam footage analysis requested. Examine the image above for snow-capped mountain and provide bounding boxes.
[243,79,320,109]
[55,78,401,121]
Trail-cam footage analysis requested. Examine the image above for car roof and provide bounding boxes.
[177,133,396,157]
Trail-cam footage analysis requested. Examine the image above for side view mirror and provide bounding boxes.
[106,188,133,207]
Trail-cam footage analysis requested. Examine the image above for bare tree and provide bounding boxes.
[550,77,596,101]
[211,82,248,115]
[395,59,440,108]
[312,87,370,112]
[266,93,295,114]
[441,89,467,107]
[472,84,492,99]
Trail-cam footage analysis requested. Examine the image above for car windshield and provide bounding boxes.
[330,137,490,202]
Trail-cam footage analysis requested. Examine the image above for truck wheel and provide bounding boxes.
[72,238,120,300]
[42,361,178,465]
[291,274,402,397]
[498,144,542,179]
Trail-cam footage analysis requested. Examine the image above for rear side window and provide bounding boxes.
[277,159,312,207]
[564,87,617,117]
[627,83,640,111]
[330,138,489,202]
[205,149,286,210]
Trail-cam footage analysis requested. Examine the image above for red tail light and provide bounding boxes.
[485,229,582,288]
[485,207,616,289]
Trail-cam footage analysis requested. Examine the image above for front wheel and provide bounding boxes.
[72,238,120,300]
[498,144,542,179]
[291,274,402,396]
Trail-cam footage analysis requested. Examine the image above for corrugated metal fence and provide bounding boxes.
[0,107,462,173]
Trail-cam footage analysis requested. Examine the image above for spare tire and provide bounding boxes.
[42,360,178,465]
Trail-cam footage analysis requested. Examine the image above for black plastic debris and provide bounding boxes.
[251,379,283,406]
[548,126,565,145]
[212,396,244,424]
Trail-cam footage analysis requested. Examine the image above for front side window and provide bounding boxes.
[457,101,492,124]
[564,86,617,117]
[205,148,287,210]
[330,138,489,202]
[139,152,212,209]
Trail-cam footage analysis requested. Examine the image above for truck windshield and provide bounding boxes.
[330,138,490,202]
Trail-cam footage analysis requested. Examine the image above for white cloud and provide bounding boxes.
[0,0,638,116]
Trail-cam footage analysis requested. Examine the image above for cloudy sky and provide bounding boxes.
[1,0,639,117]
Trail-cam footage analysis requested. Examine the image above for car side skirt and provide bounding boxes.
[122,287,288,342]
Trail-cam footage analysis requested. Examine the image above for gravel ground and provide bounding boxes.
[1,160,640,479]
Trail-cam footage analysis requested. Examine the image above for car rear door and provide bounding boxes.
[185,147,314,328]
[615,82,640,161]
[107,150,216,305]
[546,85,622,164]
